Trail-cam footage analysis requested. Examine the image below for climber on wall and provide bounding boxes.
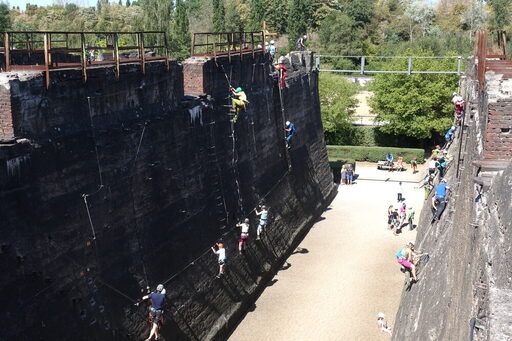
[275,63,287,89]
[230,86,248,122]
[236,218,250,253]
[255,205,269,240]
[432,179,450,222]
[396,241,420,282]
[296,35,307,51]
[211,242,226,278]
[284,121,296,149]
[141,284,166,341]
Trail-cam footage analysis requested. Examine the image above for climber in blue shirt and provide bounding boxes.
[284,121,296,149]
[255,205,269,240]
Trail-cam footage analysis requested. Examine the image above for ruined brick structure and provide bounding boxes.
[0,51,334,340]
[392,58,512,340]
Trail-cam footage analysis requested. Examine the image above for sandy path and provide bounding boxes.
[229,164,425,341]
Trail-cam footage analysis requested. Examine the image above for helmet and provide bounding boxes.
[453,92,458,96]
[378,312,385,319]
[156,284,164,292]
[270,40,275,44]
[451,126,455,130]
[217,242,224,248]
[407,241,415,246]
[441,178,447,183]
[261,205,267,209]
[303,35,307,39]
[235,87,242,92]
[265,41,269,46]
[402,203,406,207]
[244,218,250,223]
[435,145,441,149]
[286,121,290,126]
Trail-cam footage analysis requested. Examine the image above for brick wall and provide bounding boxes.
[485,102,512,159]
[0,85,14,141]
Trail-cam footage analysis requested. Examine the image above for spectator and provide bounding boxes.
[386,152,393,167]
[346,164,354,185]
[377,312,392,335]
[410,157,418,173]
[396,156,404,171]
[340,165,346,185]
[397,181,404,202]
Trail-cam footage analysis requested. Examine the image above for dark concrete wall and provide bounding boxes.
[0,53,334,340]
[392,59,512,341]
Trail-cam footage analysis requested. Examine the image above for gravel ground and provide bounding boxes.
[229,163,426,341]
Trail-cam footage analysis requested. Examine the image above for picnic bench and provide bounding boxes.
[377,161,407,171]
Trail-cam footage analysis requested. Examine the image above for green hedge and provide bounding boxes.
[327,145,426,164]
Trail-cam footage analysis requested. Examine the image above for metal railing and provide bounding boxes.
[316,55,464,75]
[1,31,169,88]
[191,31,264,62]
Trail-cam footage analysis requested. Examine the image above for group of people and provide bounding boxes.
[387,182,415,235]
[384,153,412,172]
[212,205,270,278]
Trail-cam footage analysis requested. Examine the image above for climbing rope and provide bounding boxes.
[87,97,104,187]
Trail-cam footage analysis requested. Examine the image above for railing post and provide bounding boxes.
[239,32,243,60]
[139,32,145,74]
[43,33,50,89]
[315,55,320,70]
[407,56,412,75]
[80,33,87,83]
[228,33,231,63]
[113,33,120,80]
[191,33,196,56]
[251,32,254,58]
[206,34,209,54]
[4,32,10,72]
[48,33,53,67]
[457,56,461,76]
[360,56,365,75]
[164,32,170,70]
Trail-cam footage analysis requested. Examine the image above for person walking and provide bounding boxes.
[141,284,166,341]
[211,243,226,278]
[397,181,404,202]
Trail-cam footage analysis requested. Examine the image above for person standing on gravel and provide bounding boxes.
[397,181,404,202]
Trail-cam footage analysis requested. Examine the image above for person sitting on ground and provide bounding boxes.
[345,164,354,185]
[396,156,404,171]
[396,241,420,282]
[255,205,269,240]
[377,312,392,335]
[230,87,248,122]
[410,157,418,173]
[141,284,166,341]
[211,242,226,278]
[296,35,307,51]
[236,218,250,253]
[386,152,393,167]
[445,126,455,143]
[284,121,296,149]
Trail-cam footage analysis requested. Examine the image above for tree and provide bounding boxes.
[224,0,247,32]
[318,11,364,55]
[369,52,458,139]
[247,0,265,31]
[97,0,102,12]
[119,0,122,5]
[487,0,511,30]
[346,0,375,27]
[287,0,308,49]
[460,0,487,35]
[264,0,288,33]
[212,0,225,32]
[170,0,191,61]
[319,72,360,144]
[404,1,435,41]
[0,3,11,32]
[126,0,131,6]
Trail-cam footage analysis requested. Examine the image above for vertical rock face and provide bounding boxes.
[392,59,512,341]
[0,52,334,340]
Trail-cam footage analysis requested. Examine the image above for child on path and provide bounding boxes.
[211,243,226,278]
[345,164,354,185]
[411,157,418,173]
[377,312,392,335]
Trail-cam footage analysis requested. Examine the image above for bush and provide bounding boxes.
[327,145,426,163]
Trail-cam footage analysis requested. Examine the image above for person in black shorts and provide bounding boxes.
[141,284,165,341]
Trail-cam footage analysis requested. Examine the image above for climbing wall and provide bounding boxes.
[0,52,334,340]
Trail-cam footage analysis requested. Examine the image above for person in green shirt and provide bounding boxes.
[410,157,418,173]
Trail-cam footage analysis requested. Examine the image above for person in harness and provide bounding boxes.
[296,35,307,51]
[236,218,250,254]
[230,86,249,122]
[255,205,269,240]
[432,179,450,222]
[275,63,287,89]
[268,40,276,61]
[396,241,419,282]
[284,121,296,149]
[141,284,166,341]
